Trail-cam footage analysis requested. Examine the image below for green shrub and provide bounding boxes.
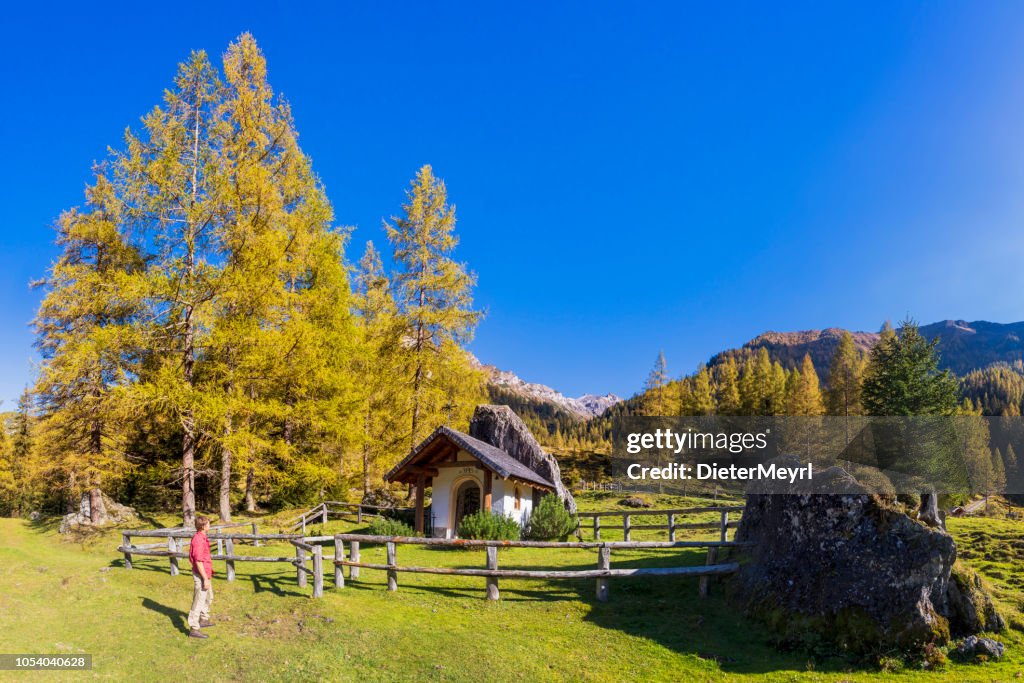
[524,495,577,540]
[368,516,417,537]
[457,511,521,540]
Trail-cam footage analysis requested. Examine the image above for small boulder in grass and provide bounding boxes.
[955,635,1006,661]
[619,496,652,508]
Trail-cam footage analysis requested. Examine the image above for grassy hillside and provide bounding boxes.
[0,496,1020,682]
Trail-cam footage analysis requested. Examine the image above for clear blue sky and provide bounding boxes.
[3,2,1024,408]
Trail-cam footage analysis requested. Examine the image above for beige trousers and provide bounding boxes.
[187,570,213,630]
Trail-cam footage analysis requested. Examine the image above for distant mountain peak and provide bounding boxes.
[717,319,1024,378]
[469,355,621,419]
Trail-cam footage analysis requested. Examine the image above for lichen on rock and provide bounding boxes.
[733,455,1003,654]
[469,405,576,513]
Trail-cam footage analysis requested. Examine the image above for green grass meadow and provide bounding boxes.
[0,495,1021,682]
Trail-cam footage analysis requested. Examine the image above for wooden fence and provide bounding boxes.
[117,506,747,602]
[575,505,742,542]
[288,501,416,533]
[576,481,624,492]
[330,533,745,602]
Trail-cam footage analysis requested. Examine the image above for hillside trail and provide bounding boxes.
[963,497,989,514]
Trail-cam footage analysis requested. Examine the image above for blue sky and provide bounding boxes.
[4,2,1024,407]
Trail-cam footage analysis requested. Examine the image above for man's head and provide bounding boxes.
[195,515,210,532]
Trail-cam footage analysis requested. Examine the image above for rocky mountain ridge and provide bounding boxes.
[470,356,621,419]
[712,320,1024,379]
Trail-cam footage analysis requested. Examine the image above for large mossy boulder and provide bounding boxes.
[734,456,1003,654]
[469,405,577,513]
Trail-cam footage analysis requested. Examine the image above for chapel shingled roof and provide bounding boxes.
[384,425,556,490]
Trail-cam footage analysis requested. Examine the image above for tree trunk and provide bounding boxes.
[219,448,232,522]
[244,467,256,513]
[180,85,202,530]
[219,411,233,522]
[180,242,197,528]
[89,486,105,524]
[88,386,104,524]
[918,491,943,529]
[363,408,372,495]
[407,315,425,503]
[181,405,196,527]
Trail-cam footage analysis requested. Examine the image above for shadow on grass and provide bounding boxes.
[578,552,857,676]
[338,577,581,603]
[27,516,63,534]
[250,573,305,598]
[141,597,189,634]
[110,557,307,597]
[339,545,857,675]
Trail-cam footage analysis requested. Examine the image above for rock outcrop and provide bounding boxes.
[59,492,138,534]
[469,405,577,513]
[470,355,621,419]
[734,456,1003,654]
[955,635,1005,661]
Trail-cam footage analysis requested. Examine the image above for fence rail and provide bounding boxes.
[574,505,743,542]
[289,501,416,532]
[117,527,317,591]
[117,505,747,602]
[331,533,746,602]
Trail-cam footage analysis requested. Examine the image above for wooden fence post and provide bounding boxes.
[251,522,261,547]
[699,547,718,598]
[623,514,631,542]
[386,541,397,591]
[312,545,323,598]
[334,538,345,589]
[321,504,328,525]
[225,538,235,582]
[485,546,499,601]
[357,505,363,524]
[596,545,611,602]
[350,541,360,580]
[168,536,179,576]
[302,516,307,535]
[668,513,676,542]
[296,544,307,588]
[719,510,729,543]
[122,533,133,570]
[594,515,601,540]
[216,537,224,556]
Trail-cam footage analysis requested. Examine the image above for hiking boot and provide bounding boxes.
[200,620,215,627]
[188,629,209,639]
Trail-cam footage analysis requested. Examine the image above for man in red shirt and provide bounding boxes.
[187,515,215,638]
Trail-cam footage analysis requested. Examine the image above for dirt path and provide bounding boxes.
[963,497,989,514]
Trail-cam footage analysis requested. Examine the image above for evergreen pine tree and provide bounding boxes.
[991,447,1007,494]
[862,319,959,525]
[688,366,715,416]
[10,390,36,516]
[0,411,12,516]
[1005,442,1018,485]
[715,357,742,415]
[788,354,826,416]
[32,171,143,519]
[644,351,670,415]
[354,241,409,495]
[862,319,959,416]
[826,331,865,417]
[386,165,484,453]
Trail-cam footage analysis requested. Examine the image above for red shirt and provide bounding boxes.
[189,530,213,577]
